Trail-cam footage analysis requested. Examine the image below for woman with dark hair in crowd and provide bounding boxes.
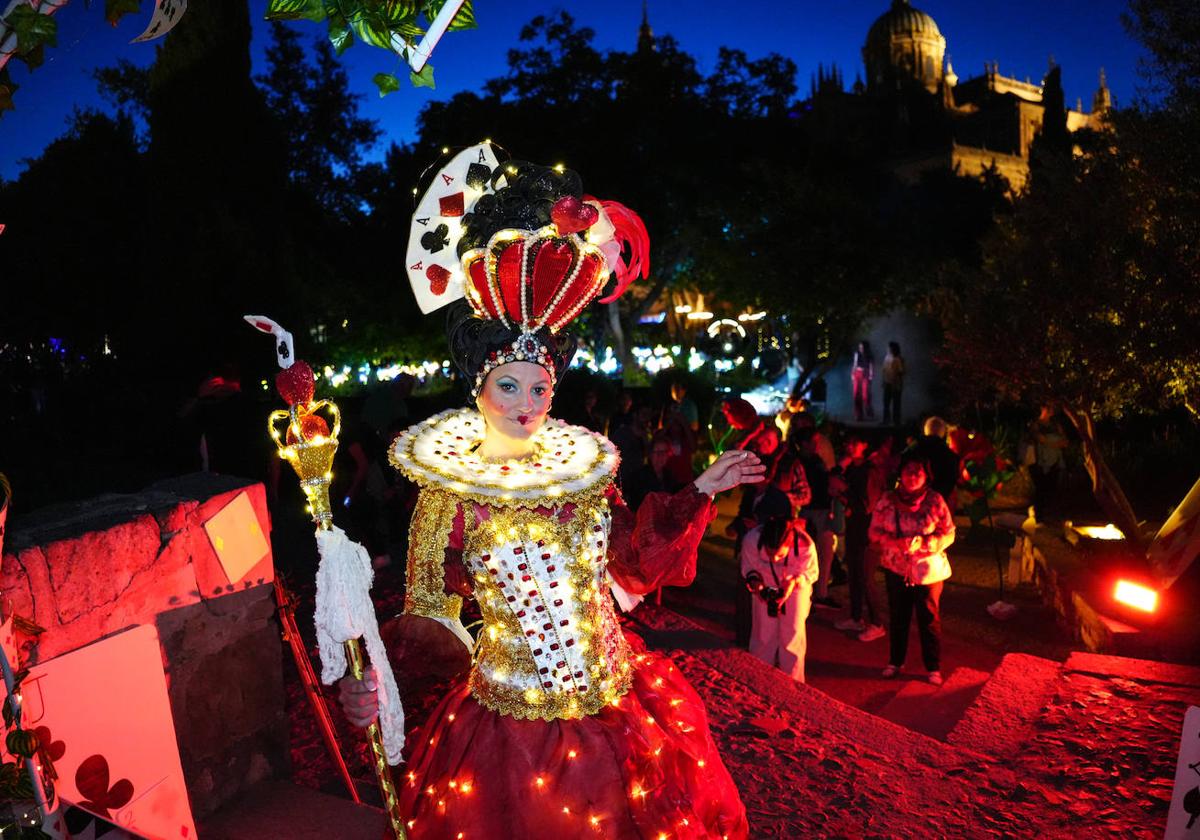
[869,451,955,685]
[833,434,885,641]
[852,340,875,422]
[740,487,818,682]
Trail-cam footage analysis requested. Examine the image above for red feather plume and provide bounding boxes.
[595,199,650,304]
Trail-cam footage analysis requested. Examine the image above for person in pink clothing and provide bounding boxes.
[851,340,875,422]
[740,506,819,682]
[869,452,955,685]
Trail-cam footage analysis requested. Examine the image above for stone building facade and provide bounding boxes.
[854,0,1112,191]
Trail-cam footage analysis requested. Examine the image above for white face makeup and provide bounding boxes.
[477,361,554,443]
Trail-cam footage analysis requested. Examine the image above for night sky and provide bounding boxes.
[0,0,1146,182]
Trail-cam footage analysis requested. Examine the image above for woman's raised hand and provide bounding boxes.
[338,666,380,729]
[693,449,766,497]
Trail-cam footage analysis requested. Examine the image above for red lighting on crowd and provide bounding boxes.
[1113,580,1158,613]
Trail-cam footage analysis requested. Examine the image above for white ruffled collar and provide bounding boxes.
[390,408,617,505]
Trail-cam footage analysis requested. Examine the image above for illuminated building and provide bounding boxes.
[818,0,1115,191]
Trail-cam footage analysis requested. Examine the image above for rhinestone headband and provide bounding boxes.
[472,331,558,400]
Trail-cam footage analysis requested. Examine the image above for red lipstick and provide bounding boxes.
[517,415,530,425]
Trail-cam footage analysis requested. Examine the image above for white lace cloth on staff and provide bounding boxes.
[314,526,405,763]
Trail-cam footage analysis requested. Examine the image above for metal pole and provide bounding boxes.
[312,516,405,839]
[344,636,406,840]
[274,579,360,804]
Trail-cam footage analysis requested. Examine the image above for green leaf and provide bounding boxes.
[373,72,402,97]
[448,0,475,32]
[392,19,424,38]
[104,0,142,27]
[0,70,16,114]
[4,4,58,53]
[378,1,421,26]
[13,43,42,70]
[346,1,424,50]
[347,16,392,49]
[425,0,475,32]
[265,0,326,22]
[410,63,435,89]
[325,10,353,55]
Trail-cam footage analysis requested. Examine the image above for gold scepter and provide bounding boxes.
[248,316,406,840]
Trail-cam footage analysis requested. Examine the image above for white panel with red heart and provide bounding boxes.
[405,143,505,314]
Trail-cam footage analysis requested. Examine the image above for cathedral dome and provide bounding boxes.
[866,0,942,45]
[863,0,947,94]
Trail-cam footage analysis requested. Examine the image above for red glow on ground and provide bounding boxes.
[1113,580,1158,613]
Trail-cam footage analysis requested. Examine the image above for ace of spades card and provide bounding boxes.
[5,625,196,840]
[405,143,506,314]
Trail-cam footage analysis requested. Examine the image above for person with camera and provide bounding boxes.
[739,487,819,682]
[869,452,955,685]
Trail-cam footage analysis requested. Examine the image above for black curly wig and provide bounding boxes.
[446,301,576,397]
[456,161,584,257]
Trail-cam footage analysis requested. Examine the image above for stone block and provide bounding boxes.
[2,473,286,822]
[1064,651,1200,688]
[947,652,1061,758]
[44,515,162,622]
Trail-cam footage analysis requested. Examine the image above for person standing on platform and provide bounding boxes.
[881,342,905,425]
[852,341,875,422]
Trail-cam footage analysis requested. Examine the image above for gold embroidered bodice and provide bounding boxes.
[391,409,632,720]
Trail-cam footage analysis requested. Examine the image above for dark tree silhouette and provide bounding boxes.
[258,22,381,219]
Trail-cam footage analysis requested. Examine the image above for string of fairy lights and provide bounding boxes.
[399,651,731,840]
[284,342,763,394]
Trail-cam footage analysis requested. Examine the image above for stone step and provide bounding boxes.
[872,665,991,740]
[946,652,1062,759]
[1065,650,1200,687]
[636,605,992,766]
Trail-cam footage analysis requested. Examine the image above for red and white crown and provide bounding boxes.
[462,224,608,334]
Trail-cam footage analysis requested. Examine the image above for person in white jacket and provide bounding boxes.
[740,497,819,682]
[869,452,955,685]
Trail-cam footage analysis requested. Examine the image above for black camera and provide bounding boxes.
[761,587,786,617]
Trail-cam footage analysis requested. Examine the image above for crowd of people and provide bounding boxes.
[189,358,1064,694]
[545,380,974,688]
[723,401,963,686]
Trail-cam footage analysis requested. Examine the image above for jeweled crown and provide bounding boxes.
[462,222,609,335]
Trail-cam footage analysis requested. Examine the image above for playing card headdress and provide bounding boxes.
[405,142,649,397]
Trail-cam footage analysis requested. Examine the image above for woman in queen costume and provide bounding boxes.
[340,145,762,839]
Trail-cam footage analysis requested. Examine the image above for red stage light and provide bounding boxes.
[1113,580,1158,613]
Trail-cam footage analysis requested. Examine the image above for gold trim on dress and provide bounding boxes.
[403,488,464,621]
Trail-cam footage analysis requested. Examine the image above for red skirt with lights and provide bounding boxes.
[396,648,748,840]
